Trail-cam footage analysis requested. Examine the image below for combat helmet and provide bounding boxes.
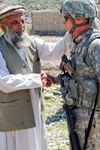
[61,0,98,19]
[60,0,98,34]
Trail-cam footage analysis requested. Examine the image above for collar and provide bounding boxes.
[73,28,93,43]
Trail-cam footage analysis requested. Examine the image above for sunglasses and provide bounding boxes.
[63,14,69,21]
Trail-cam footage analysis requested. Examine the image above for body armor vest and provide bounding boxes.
[0,35,41,131]
[71,29,100,109]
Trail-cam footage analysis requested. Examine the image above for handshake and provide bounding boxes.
[41,54,74,88]
[41,71,57,87]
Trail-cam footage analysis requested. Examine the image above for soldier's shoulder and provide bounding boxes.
[88,38,100,55]
[90,38,100,47]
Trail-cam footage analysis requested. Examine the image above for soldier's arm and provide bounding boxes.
[88,39,100,84]
[89,39,100,77]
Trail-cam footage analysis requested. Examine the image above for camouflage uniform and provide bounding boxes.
[72,29,100,150]
[61,0,100,149]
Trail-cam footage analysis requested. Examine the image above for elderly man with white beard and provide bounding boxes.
[0,5,73,150]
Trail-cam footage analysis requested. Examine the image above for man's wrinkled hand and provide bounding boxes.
[41,71,56,87]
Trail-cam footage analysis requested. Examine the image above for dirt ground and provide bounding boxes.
[41,60,61,76]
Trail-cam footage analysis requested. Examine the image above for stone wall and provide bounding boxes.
[31,1,100,36]
[31,9,66,35]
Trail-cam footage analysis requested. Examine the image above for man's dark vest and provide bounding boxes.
[0,35,41,131]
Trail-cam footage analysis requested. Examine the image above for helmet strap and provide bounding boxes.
[89,18,94,25]
[69,17,77,34]
[69,16,90,35]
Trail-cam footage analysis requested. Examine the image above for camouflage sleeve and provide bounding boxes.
[88,38,100,82]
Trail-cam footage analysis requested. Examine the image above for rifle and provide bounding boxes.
[57,54,81,150]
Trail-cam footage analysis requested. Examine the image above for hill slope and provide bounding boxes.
[0,0,63,17]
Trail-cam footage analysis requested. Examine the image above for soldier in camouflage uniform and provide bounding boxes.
[42,0,100,149]
[60,0,100,149]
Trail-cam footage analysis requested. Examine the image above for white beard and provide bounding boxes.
[4,28,30,49]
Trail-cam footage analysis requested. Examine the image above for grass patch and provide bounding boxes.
[44,85,69,150]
